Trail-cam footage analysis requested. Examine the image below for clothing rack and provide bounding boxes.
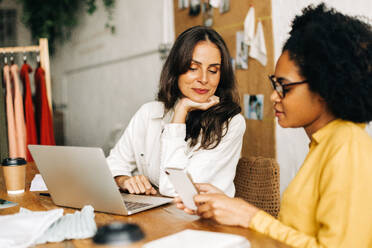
[0,38,52,111]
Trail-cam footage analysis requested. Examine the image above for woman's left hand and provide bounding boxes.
[172,96,220,123]
[182,95,220,112]
[194,194,260,228]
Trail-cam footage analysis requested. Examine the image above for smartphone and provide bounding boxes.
[0,199,18,209]
[165,168,198,210]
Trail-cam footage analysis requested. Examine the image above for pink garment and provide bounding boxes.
[4,65,17,158]
[3,64,27,159]
[10,64,27,159]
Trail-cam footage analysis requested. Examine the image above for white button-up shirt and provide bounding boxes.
[107,101,246,197]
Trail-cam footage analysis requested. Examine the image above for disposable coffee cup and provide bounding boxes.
[2,158,27,194]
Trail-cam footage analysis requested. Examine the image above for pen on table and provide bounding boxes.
[39,193,51,197]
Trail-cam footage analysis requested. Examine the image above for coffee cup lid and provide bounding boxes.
[2,158,27,166]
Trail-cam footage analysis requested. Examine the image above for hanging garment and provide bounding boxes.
[249,21,267,66]
[21,63,38,161]
[4,64,27,159]
[0,68,9,161]
[34,66,55,145]
[10,64,27,159]
[244,6,255,46]
[4,65,17,158]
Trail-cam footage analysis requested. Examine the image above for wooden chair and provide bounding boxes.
[234,156,280,218]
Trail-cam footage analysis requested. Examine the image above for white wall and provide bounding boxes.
[272,0,372,194]
[51,1,165,154]
[0,0,32,49]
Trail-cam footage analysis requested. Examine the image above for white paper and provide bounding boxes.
[143,229,251,248]
[244,7,255,46]
[210,0,220,8]
[178,0,189,9]
[249,21,267,66]
[30,174,48,191]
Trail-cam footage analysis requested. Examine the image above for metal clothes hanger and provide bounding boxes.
[23,52,27,64]
[3,53,7,65]
[10,52,14,65]
[36,54,40,68]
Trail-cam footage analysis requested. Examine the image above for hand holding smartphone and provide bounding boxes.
[165,168,198,210]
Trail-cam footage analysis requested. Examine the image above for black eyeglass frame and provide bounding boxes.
[268,75,307,98]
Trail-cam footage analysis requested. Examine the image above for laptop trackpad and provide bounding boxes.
[121,193,172,212]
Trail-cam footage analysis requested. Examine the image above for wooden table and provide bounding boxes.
[0,163,288,248]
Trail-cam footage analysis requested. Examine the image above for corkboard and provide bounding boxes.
[173,0,276,158]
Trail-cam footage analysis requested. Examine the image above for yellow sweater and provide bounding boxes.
[249,119,372,247]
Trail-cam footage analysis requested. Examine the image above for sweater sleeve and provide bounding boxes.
[158,114,246,197]
[249,211,322,248]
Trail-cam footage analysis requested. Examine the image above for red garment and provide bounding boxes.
[34,66,55,145]
[20,63,38,161]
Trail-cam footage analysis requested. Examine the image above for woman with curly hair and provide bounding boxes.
[176,4,372,247]
[107,26,245,197]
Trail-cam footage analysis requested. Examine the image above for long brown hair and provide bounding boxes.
[157,26,241,149]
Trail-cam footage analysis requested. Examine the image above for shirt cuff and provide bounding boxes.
[163,123,186,138]
[110,169,132,178]
[249,210,276,233]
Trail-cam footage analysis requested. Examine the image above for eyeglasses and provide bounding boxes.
[268,75,307,98]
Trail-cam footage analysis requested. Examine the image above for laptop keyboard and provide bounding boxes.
[124,201,152,211]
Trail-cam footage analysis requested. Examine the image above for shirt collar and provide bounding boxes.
[149,102,174,120]
[150,103,165,119]
[311,119,366,144]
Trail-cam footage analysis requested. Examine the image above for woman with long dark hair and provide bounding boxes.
[107,26,245,197]
[176,4,372,247]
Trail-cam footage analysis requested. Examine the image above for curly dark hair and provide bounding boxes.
[157,26,241,149]
[283,3,372,123]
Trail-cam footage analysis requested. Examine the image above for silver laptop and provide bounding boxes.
[28,145,173,215]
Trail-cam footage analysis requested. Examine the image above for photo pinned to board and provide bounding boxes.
[219,0,230,14]
[236,31,248,70]
[244,94,264,120]
[231,58,235,73]
[189,0,201,16]
[210,0,220,8]
[178,0,189,9]
[202,2,214,27]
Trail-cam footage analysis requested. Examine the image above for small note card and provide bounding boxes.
[30,174,48,191]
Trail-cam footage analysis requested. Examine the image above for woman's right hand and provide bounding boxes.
[115,175,157,195]
[174,183,224,214]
